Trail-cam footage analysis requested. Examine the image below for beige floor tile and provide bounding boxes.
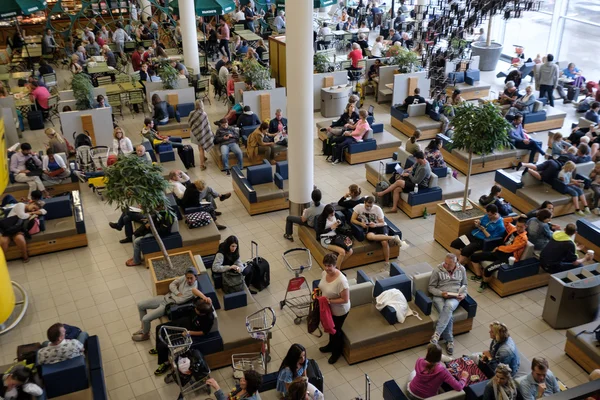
[110,384,135,400]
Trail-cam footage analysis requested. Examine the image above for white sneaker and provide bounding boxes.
[383,262,390,269]
[430,332,440,345]
[576,210,585,216]
[332,159,340,165]
[392,235,402,247]
[594,208,600,216]
[584,207,592,215]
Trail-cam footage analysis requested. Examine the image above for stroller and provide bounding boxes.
[72,131,110,200]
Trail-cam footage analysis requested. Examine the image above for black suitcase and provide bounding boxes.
[322,137,332,157]
[567,86,580,101]
[177,145,195,169]
[247,240,270,291]
[307,359,324,393]
[27,110,44,130]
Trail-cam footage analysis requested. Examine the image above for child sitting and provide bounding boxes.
[558,161,591,216]
[551,132,570,157]
[589,161,600,215]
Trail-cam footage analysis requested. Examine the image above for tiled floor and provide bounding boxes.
[0,40,598,400]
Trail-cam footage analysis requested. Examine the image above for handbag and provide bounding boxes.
[46,167,65,177]
[331,234,353,251]
[25,157,43,177]
[307,288,322,337]
[185,211,212,229]
[28,218,40,235]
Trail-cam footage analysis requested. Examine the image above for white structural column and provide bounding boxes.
[287,0,315,214]
[140,0,152,22]
[178,0,200,76]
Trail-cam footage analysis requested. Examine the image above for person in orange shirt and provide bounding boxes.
[470,215,529,292]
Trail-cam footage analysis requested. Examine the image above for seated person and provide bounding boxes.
[94,94,110,108]
[518,357,560,400]
[284,189,324,242]
[369,59,382,81]
[550,132,570,157]
[181,180,228,230]
[585,102,600,124]
[212,235,255,294]
[237,105,260,128]
[388,28,401,43]
[269,109,287,134]
[346,43,363,71]
[450,204,506,266]
[28,80,51,112]
[206,370,262,400]
[507,85,537,115]
[247,122,285,164]
[405,130,422,155]
[214,119,243,175]
[37,323,87,365]
[516,147,578,184]
[472,321,520,378]
[424,138,447,169]
[562,62,585,89]
[525,201,555,220]
[539,223,593,273]
[398,87,426,110]
[470,215,528,292]
[0,200,44,263]
[322,103,359,140]
[375,151,431,213]
[277,344,322,399]
[166,170,190,201]
[135,144,153,164]
[408,343,469,398]
[575,142,592,163]
[0,365,43,399]
[41,149,70,183]
[499,81,519,106]
[337,184,365,220]
[356,34,369,56]
[479,185,503,207]
[151,94,171,127]
[526,209,554,251]
[428,253,468,354]
[149,299,214,375]
[558,160,591,216]
[132,268,200,340]
[505,70,522,89]
[141,118,183,149]
[483,364,518,400]
[350,196,402,267]
[330,109,370,165]
[316,204,353,270]
[125,208,174,267]
[109,207,146,244]
[236,40,249,56]
[509,114,545,163]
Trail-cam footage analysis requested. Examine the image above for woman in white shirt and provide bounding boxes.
[370,35,384,58]
[318,253,350,364]
[42,149,71,183]
[113,127,134,155]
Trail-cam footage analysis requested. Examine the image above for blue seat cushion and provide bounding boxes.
[523,111,547,124]
[43,195,73,220]
[159,149,176,162]
[90,368,107,400]
[246,163,273,185]
[276,161,288,180]
[373,274,412,300]
[347,139,377,153]
[371,123,384,133]
[406,187,443,206]
[224,291,248,310]
[465,69,480,82]
[191,331,224,355]
[86,335,102,371]
[383,380,408,400]
[197,273,220,310]
[177,102,194,118]
[40,356,89,398]
[448,72,465,83]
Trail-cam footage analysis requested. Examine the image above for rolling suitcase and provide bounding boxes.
[177,145,195,169]
[27,110,44,130]
[375,161,392,208]
[247,240,270,291]
[306,359,324,393]
[566,86,580,102]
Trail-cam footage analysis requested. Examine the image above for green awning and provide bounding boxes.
[0,0,47,19]
[276,0,333,9]
[170,0,234,16]
[215,0,235,14]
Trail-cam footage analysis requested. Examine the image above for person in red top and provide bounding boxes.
[347,43,363,68]
[470,215,529,292]
[131,46,143,72]
[29,81,51,110]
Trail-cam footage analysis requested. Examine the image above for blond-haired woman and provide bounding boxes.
[476,321,520,378]
[113,127,134,155]
[45,127,69,155]
[483,364,517,400]
[188,100,214,171]
[70,54,83,74]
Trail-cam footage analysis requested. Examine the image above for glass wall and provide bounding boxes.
[559,20,600,81]
[501,12,551,61]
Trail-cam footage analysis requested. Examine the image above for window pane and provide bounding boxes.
[559,20,600,80]
[541,0,556,13]
[502,12,551,60]
[567,0,600,25]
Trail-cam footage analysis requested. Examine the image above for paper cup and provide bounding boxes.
[508,257,515,266]
[588,250,595,258]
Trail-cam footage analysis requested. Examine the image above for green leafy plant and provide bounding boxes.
[156,59,179,90]
[242,59,272,90]
[71,73,94,110]
[449,102,513,211]
[390,47,420,73]
[314,52,329,74]
[103,155,175,268]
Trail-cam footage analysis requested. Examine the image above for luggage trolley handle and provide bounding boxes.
[378,160,385,182]
[251,240,258,263]
[365,373,371,400]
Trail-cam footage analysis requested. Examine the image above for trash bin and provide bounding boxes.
[321,85,352,118]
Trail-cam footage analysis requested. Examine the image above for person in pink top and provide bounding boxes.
[218,20,231,60]
[331,109,370,164]
[407,343,469,400]
[29,81,51,110]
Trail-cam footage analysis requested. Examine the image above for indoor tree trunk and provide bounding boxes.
[462,151,473,212]
[146,213,174,269]
[486,12,493,47]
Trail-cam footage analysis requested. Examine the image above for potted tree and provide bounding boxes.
[313,52,330,74]
[156,59,180,90]
[71,73,94,110]
[103,155,199,295]
[433,102,512,251]
[242,58,273,90]
[390,47,420,73]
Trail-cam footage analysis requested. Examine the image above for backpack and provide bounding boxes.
[185,212,212,229]
[222,270,245,294]
[495,198,513,216]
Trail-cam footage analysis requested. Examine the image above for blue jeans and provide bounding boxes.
[1,194,17,206]
[432,297,459,342]
[565,185,584,197]
[220,143,243,171]
[133,233,153,264]
[514,139,545,163]
[539,84,555,107]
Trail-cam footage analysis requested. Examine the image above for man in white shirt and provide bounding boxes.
[234,6,246,23]
[219,61,231,85]
[319,22,332,37]
[317,23,333,50]
[167,170,191,200]
[37,323,85,365]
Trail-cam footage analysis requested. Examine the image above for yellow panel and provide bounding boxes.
[0,119,8,194]
[0,250,15,325]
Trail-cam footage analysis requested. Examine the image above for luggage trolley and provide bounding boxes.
[87,146,110,200]
[231,307,276,379]
[159,326,211,399]
[279,248,313,325]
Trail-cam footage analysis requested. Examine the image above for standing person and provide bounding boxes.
[188,100,213,171]
[483,364,518,400]
[428,253,467,355]
[217,20,231,60]
[509,114,545,163]
[214,119,243,175]
[407,343,469,399]
[9,143,50,199]
[518,358,560,400]
[212,236,255,294]
[277,344,323,400]
[536,54,559,107]
[131,46,144,72]
[318,253,350,364]
[284,189,324,242]
[350,196,402,266]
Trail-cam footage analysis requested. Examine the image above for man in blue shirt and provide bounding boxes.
[584,102,600,124]
[518,357,560,400]
[509,114,546,163]
[450,203,506,266]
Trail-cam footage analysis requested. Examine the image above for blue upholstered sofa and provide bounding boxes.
[390,103,444,139]
[232,160,289,215]
[159,101,194,138]
[445,68,491,101]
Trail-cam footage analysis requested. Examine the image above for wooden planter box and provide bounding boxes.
[148,250,199,295]
[433,201,484,252]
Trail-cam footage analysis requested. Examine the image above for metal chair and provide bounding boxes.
[196,78,211,105]
[115,73,131,84]
[127,89,145,116]
[234,24,245,32]
[45,95,60,126]
[43,73,58,90]
[108,93,123,119]
[124,41,137,53]
[96,76,112,86]
[141,40,152,48]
